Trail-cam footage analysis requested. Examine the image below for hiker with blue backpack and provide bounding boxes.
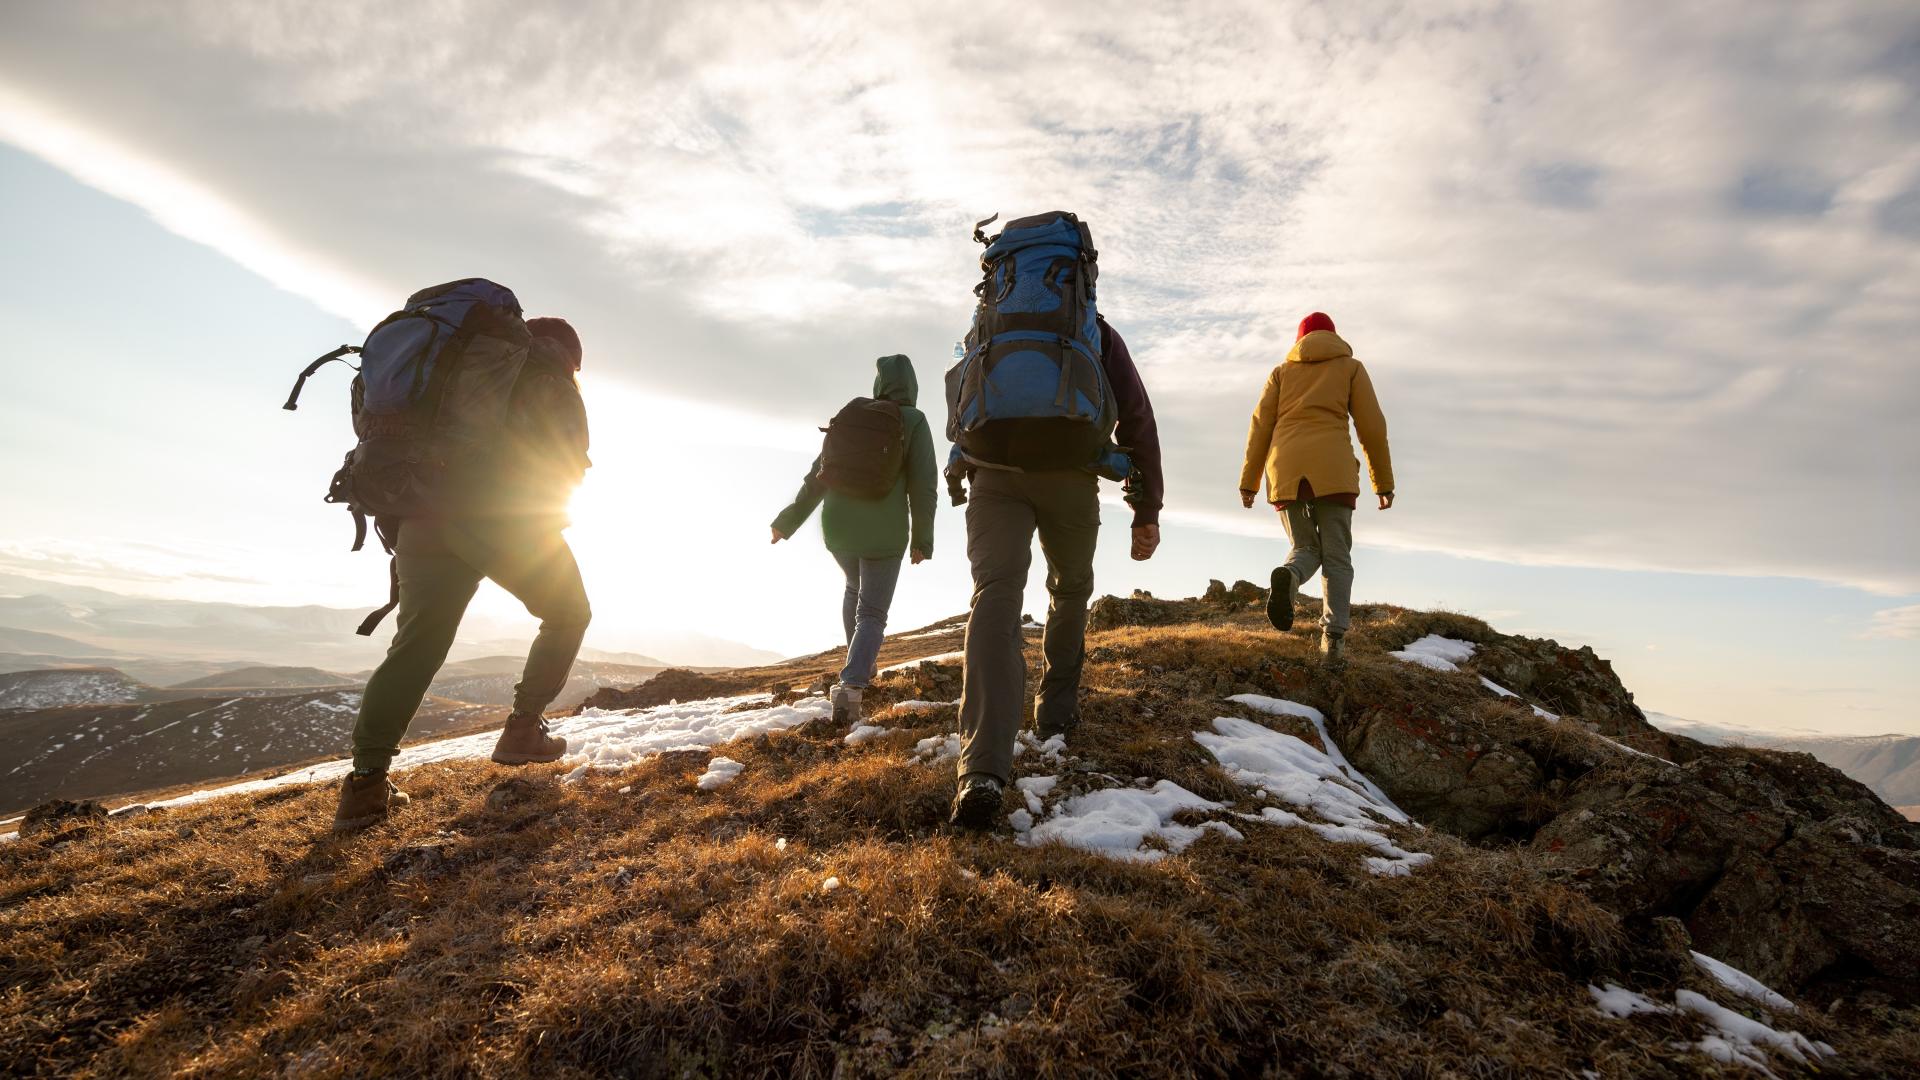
[771,354,938,729]
[284,281,592,833]
[1239,311,1394,667]
[943,212,1164,830]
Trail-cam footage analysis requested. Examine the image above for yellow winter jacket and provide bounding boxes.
[1238,330,1393,501]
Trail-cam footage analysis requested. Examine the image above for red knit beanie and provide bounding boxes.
[527,317,582,370]
[1296,312,1335,341]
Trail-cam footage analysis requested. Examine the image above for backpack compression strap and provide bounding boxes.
[282,345,361,411]
[354,518,404,636]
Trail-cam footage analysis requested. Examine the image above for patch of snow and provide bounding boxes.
[1675,990,1832,1070]
[914,732,963,762]
[1480,677,1518,698]
[1019,780,1230,863]
[1015,731,1066,762]
[1015,775,1058,815]
[1533,705,1560,721]
[1225,695,1403,814]
[1008,808,1034,832]
[877,651,963,675]
[1589,983,1667,1019]
[888,699,954,712]
[775,837,787,851]
[844,724,891,746]
[820,876,841,893]
[1389,634,1477,672]
[74,692,830,817]
[1202,704,1430,876]
[1589,982,1833,1074]
[696,756,745,791]
[1690,953,1797,1013]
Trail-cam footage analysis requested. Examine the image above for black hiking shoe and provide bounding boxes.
[1035,701,1079,740]
[949,774,1006,831]
[1266,566,1297,632]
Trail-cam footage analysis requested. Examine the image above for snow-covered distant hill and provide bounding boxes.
[1649,711,1920,806]
[0,667,145,709]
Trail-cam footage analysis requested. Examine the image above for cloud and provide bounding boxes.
[1864,604,1920,640]
[1,0,1917,593]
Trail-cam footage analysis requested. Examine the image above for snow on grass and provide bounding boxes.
[1219,696,1408,822]
[695,756,745,791]
[1389,634,1477,672]
[914,732,962,762]
[1691,952,1798,1013]
[877,652,963,674]
[1480,677,1517,698]
[888,699,956,712]
[8,693,833,823]
[1015,775,1058,816]
[1202,698,1429,877]
[1019,780,1240,863]
[1589,984,1667,1019]
[820,876,841,893]
[1588,982,1833,1074]
[844,724,890,746]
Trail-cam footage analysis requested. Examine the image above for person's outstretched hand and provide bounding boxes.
[910,548,929,565]
[1131,524,1160,561]
[1378,493,1395,510]
[770,526,787,544]
[1239,489,1256,509]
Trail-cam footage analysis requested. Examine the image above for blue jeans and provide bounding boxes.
[833,552,902,689]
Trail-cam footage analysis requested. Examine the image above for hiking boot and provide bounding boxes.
[1321,631,1347,668]
[333,770,409,834]
[949,774,1006,831]
[832,685,864,729]
[1035,700,1079,740]
[490,711,567,765]
[1266,566,1298,632]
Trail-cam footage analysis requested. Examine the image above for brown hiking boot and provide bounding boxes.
[333,770,409,834]
[490,711,567,765]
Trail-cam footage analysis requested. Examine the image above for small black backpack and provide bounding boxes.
[817,398,905,498]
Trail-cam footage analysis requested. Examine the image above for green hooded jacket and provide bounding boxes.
[773,354,937,560]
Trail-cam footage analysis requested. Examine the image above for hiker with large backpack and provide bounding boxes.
[283,280,592,833]
[771,354,938,728]
[1239,311,1394,667]
[943,211,1164,830]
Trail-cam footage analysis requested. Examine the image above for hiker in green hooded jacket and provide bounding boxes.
[772,354,938,728]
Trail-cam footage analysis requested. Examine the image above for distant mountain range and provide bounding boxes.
[0,570,781,675]
[1649,712,1920,807]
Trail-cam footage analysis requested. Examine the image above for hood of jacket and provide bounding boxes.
[873,353,918,406]
[1286,330,1353,364]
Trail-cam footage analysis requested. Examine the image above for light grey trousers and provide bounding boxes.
[957,468,1100,783]
[1280,500,1355,634]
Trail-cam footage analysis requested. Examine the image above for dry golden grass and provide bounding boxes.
[3,602,1915,1078]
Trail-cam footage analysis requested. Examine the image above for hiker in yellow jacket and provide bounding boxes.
[1238,312,1394,665]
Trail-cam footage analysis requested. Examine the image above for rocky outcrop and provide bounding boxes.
[573,668,756,713]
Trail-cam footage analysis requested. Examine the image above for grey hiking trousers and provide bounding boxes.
[1280,500,1354,633]
[957,468,1100,784]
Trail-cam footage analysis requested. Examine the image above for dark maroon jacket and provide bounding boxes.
[1098,318,1164,528]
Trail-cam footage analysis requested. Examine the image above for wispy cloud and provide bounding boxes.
[1,0,1916,593]
[1865,604,1920,640]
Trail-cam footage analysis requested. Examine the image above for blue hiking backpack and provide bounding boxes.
[944,211,1130,496]
[283,278,532,632]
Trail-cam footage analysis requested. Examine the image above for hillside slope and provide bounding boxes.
[2,586,1915,1077]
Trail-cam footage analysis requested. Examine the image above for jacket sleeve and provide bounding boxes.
[906,412,937,556]
[1349,361,1394,494]
[1099,322,1164,528]
[772,456,826,537]
[1240,367,1281,495]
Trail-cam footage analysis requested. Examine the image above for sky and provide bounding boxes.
[0,1,1915,733]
